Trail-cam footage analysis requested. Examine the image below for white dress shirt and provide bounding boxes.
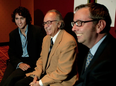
[90,35,107,56]
[39,30,61,86]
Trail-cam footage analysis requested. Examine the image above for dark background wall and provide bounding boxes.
[34,0,74,27]
[0,0,116,43]
[0,0,34,43]
[34,0,116,38]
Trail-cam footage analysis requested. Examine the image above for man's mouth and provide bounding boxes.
[18,24,22,27]
[76,34,82,36]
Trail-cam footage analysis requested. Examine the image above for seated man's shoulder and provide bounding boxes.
[63,30,76,42]
[9,28,18,35]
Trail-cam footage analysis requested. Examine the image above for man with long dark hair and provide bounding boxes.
[0,6,45,86]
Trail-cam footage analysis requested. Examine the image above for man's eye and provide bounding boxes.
[47,21,51,24]
[21,18,24,20]
[15,18,18,20]
[77,21,81,24]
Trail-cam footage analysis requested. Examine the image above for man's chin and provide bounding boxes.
[77,40,83,44]
[46,32,51,35]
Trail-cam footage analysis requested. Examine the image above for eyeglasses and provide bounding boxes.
[43,20,57,26]
[71,20,98,27]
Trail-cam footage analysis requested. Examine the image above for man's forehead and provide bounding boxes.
[44,12,57,21]
[74,8,90,20]
[15,13,24,17]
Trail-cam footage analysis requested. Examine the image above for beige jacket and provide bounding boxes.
[26,30,78,86]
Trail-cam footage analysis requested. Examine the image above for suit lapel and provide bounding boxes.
[27,25,33,49]
[46,30,64,69]
[89,34,110,68]
[82,34,110,73]
[43,36,51,71]
[15,28,22,54]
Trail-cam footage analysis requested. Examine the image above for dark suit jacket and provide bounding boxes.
[8,24,45,68]
[75,34,116,86]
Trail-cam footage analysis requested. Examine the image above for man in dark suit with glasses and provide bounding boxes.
[72,3,116,86]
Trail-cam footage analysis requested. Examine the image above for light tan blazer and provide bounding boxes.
[26,30,78,86]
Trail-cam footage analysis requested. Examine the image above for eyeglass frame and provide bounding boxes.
[43,20,58,26]
[71,19,99,27]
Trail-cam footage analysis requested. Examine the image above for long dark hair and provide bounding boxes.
[11,6,32,25]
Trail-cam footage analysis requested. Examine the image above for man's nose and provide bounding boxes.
[72,24,77,32]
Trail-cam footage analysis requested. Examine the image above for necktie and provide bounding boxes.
[45,38,53,69]
[85,51,93,70]
[48,38,53,56]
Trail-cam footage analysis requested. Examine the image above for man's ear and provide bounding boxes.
[96,20,106,33]
[57,20,62,28]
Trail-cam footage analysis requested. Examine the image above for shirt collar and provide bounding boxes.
[90,35,107,56]
[18,25,28,35]
[51,30,61,44]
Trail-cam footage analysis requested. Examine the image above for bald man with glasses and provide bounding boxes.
[15,9,78,86]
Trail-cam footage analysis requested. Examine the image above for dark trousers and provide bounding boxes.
[0,57,35,86]
[0,61,15,86]
[14,76,33,86]
[14,74,47,86]
[0,62,31,86]
[74,82,83,86]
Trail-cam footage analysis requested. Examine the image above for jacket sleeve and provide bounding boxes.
[26,37,44,78]
[8,31,22,68]
[41,40,77,85]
